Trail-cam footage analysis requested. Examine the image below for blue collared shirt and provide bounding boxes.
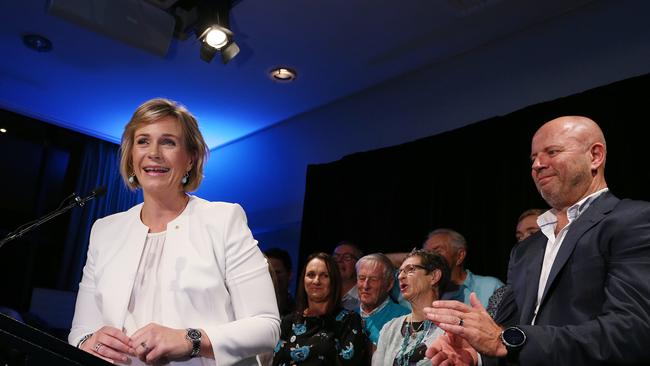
[441,269,504,306]
[360,298,410,345]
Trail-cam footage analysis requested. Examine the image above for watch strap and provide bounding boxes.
[186,328,201,358]
[500,326,526,363]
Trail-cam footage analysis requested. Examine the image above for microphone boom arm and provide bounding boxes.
[0,186,106,250]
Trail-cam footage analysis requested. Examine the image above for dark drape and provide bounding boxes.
[300,73,650,281]
[57,140,142,291]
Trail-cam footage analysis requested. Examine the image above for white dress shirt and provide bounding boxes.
[532,188,609,324]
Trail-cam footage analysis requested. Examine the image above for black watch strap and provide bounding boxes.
[500,326,526,362]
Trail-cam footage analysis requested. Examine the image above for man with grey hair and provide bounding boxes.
[356,253,410,347]
[423,228,503,307]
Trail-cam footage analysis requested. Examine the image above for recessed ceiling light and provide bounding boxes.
[270,67,297,82]
[0,128,6,133]
[23,34,53,52]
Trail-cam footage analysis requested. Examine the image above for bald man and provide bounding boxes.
[425,116,650,365]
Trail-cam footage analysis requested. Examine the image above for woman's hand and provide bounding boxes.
[79,326,132,364]
[129,323,193,364]
[426,332,478,366]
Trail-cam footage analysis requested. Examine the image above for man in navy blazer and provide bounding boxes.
[424,116,650,365]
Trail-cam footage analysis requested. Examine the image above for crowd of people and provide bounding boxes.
[65,99,650,366]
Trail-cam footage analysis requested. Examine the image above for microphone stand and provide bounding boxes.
[0,188,105,250]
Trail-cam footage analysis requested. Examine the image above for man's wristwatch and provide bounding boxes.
[186,328,202,358]
[500,326,526,359]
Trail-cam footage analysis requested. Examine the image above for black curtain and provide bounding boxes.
[300,73,650,282]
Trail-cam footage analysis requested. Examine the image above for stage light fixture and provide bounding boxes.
[196,1,240,64]
[205,27,228,49]
[198,25,239,64]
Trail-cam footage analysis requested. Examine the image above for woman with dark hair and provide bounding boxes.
[272,252,369,366]
[372,250,449,366]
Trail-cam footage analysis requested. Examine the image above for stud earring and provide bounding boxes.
[181,172,189,185]
[128,174,136,184]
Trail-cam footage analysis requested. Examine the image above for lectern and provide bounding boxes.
[0,313,110,366]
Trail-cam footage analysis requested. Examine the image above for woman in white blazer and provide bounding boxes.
[68,98,280,366]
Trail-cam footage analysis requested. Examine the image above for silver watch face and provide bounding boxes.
[501,327,526,348]
[187,328,201,341]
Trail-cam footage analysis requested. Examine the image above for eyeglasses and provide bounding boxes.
[357,275,381,284]
[398,264,429,276]
[333,253,358,262]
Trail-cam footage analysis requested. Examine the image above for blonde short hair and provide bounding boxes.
[119,98,209,192]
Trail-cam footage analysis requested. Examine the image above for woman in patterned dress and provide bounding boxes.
[272,252,370,366]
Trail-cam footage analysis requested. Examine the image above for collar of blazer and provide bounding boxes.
[539,192,619,307]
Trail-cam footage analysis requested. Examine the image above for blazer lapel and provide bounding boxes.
[158,199,192,326]
[102,208,149,328]
[518,238,545,325]
[539,192,619,306]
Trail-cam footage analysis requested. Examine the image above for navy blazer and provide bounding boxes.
[491,192,650,366]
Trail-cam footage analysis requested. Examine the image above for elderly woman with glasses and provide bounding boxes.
[372,250,449,366]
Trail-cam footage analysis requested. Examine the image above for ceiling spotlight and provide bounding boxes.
[196,1,240,64]
[204,27,228,49]
[23,34,53,52]
[198,25,239,64]
[270,67,297,82]
[0,128,6,133]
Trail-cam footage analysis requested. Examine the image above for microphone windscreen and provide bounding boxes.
[93,186,107,197]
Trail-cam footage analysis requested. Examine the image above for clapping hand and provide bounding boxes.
[424,292,507,357]
[426,332,478,366]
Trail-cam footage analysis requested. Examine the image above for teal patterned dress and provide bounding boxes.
[272,307,370,366]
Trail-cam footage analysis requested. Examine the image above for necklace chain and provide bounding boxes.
[409,319,425,335]
[396,316,432,366]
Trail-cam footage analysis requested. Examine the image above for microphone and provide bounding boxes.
[0,186,107,249]
[75,186,107,207]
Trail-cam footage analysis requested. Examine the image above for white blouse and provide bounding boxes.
[122,232,170,365]
[123,231,166,338]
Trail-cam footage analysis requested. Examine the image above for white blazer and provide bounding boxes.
[69,196,280,366]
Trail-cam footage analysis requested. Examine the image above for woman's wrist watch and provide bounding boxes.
[186,328,202,358]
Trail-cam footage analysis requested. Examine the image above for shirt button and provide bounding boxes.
[175,225,180,229]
